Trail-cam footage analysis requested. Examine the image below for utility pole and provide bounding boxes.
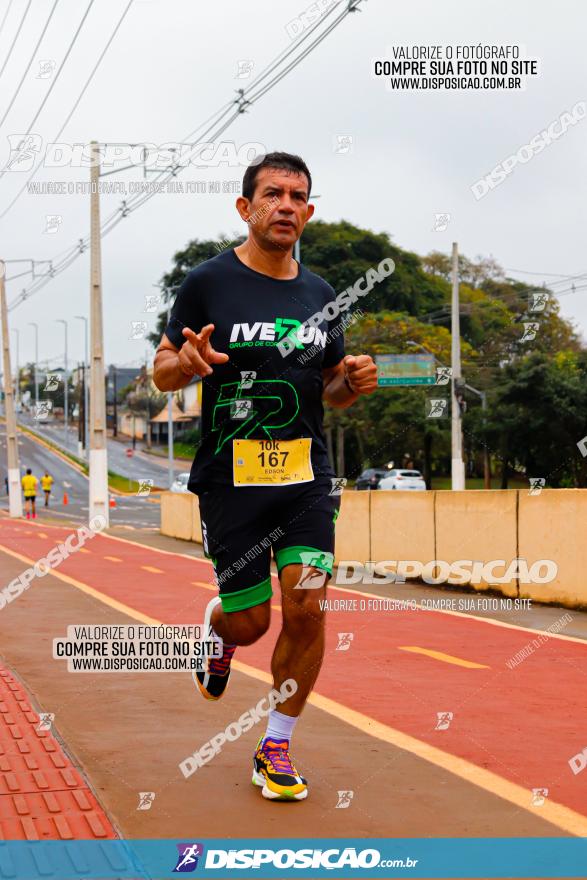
[89,140,109,526]
[56,319,68,447]
[12,328,19,409]
[112,366,117,437]
[28,322,39,410]
[75,315,89,458]
[450,242,465,491]
[0,262,23,517]
[144,360,152,450]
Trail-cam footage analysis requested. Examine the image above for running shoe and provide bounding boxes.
[252,736,308,800]
[193,595,236,701]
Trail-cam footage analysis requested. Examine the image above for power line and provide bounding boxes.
[98,0,356,220]
[23,0,95,133]
[1,0,334,220]
[245,5,355,104]
[0,0,61,130]
[415,277,587,326]
[0,0,32,81]
[0,0,97,185]
[419,283,587,325]
[0,0,134,219]
[239,0,345,101]
[7,0,365,310]
[107,4,363,220]
[507,270,587,289]
[0,0,14,41]
[504,267,586,280]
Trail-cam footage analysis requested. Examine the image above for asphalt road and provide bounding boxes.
[16,413,189,487]
[0,424,162,529]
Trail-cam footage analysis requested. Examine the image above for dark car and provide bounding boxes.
[354,468,389,490]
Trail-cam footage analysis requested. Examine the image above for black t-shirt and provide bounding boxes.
[164,248,345,491]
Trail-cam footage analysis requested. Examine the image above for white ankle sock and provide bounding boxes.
[264,709,298,743]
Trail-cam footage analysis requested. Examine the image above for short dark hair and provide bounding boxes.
[26,468,31,474]
[242,151,312,201]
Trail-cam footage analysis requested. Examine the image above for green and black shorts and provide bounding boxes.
[197,478,341,612]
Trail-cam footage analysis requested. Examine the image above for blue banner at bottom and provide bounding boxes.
[0,838,584,879]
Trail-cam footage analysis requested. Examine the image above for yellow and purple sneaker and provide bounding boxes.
[193,596,236,701]
[252,736,308,801]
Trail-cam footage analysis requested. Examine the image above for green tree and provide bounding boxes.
[147,235,245,348]
[148,223,585,485]
[478,351,587,487]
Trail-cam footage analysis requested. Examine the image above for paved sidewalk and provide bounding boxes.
[0,514,584,841]
[0,665,117,840]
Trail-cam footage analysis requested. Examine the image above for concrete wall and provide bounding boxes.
[160,492,195,542]
[518,489,587,607]
[435,490,518,597]
[334,491,369,564]
[371,490,435,570]
[191,494,202,543]
[160,488,587,609]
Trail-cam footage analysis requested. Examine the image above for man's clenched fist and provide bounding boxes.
[343,354,378,395]
[178,324,229,378]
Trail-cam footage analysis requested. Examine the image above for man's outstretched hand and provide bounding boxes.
[178,324,229,378]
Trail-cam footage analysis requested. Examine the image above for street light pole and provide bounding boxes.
[450,242,465,491]
[0,261,23,517]
[75,316,89,458]
[56,319,68,448]
[407,340,490,490]
[465,384,491,490]
[28,322,38,410]
[481,391,490,490]
[89,140,109,526]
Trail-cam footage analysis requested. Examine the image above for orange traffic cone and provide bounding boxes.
[63,492,68,505]
[109,496,116,509]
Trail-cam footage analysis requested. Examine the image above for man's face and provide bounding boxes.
[238,167,314,251]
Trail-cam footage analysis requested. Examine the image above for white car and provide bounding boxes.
[378,469,426,491]
[170,472,190,493]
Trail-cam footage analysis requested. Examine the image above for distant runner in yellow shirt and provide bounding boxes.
[21,469,38,519]
[41,472,54,507]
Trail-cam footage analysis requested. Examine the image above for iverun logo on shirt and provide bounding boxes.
[229,318,327,350]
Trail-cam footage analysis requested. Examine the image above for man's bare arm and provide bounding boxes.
[322,361,358,409]
[153,335,192,392]
[322,355,377,408]
[153,325,229,392]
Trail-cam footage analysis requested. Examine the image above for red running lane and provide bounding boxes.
[1,519,586,817]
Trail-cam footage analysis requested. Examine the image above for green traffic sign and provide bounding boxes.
[376,353,436,387]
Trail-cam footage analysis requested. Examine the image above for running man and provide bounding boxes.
[153,152,377,801]
[41,471,54,507]
[21,468,38,519]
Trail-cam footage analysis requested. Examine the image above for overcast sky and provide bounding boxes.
[1,0,585,369]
